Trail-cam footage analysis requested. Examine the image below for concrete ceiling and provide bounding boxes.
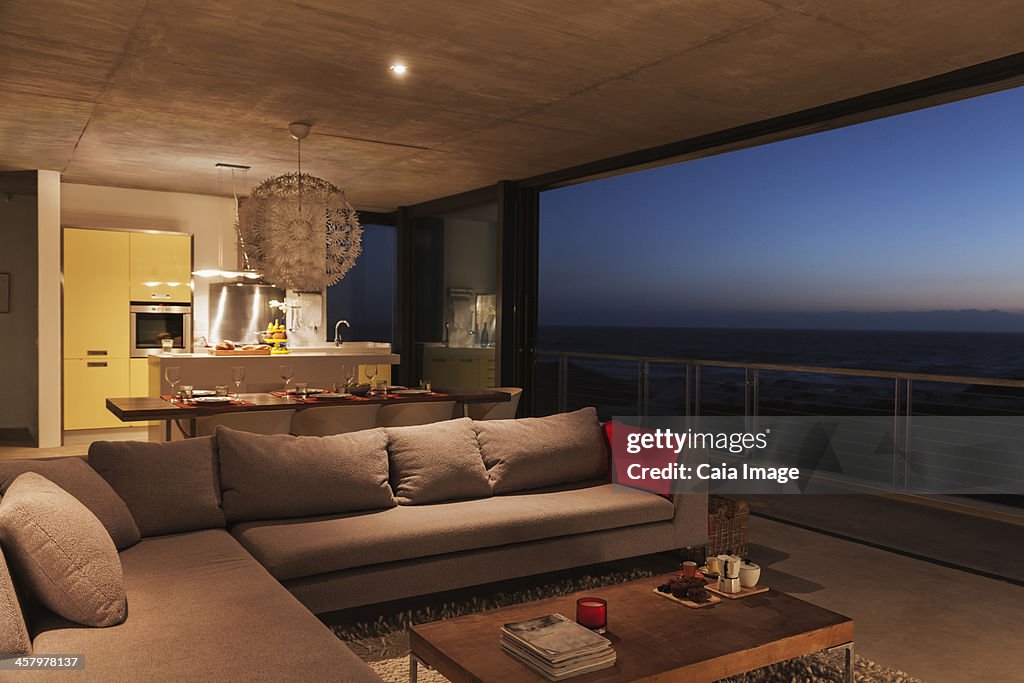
[2,1,1023,211]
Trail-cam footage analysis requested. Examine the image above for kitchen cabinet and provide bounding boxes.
[422,347,496,390]
[130,358,156,426]
[129,231,192,303]
[129,358,153,398]
[63,228,130,359]
[64,228,189,430]
[63,358,129,430]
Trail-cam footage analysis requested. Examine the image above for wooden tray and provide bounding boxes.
[652,588,721,609]
[207,347,271,356]
[705,583,769,600]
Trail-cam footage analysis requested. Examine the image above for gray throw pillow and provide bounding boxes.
[0,546,30,655]
[216,426,395,523]
[88,437,226,537]
[0,473,127,628]
[387,417,492,505]
[0,457,140,550]
[473,407,609,494]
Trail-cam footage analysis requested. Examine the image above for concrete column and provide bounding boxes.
[37,170,61,448]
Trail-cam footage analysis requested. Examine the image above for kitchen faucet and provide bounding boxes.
[334,319,351,346]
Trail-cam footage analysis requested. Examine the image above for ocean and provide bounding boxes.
[538,326,1024,379]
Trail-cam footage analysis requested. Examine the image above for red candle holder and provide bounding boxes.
[576,597,607,634]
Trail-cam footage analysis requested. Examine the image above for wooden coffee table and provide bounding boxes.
[409,576,854,682]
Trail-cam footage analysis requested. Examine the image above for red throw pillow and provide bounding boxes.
[602,421,676,497]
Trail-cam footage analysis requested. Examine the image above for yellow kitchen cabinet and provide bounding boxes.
[130,358,155,426]
[63,358,130,430]
[129,358,153,397]
[129,231,192,303]
[63,228,130,359]
[357,363,392,386]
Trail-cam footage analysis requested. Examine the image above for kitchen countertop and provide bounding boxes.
[145,346,401,395]
[151,344,396,359]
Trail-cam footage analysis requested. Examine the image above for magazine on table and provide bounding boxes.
[501,639,616,680]
[501,614,611,661]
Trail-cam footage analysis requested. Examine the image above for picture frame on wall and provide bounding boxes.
[0,273,8,313]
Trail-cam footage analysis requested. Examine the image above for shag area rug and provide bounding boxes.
[328,562,919,683]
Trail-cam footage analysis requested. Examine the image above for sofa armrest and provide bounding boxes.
[668,446,708,548]
[669,490,708,548]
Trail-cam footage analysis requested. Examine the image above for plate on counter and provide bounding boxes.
[313,392,351,400]
[191,389,217,397]
[391,389,431,396]
[286,388,325,395]
[191,396,234,405]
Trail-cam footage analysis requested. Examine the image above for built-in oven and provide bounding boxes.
[130,303,192,357]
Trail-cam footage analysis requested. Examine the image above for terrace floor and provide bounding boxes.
[752,515,1024,682]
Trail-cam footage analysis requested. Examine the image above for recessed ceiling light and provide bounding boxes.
[389,63,408,75]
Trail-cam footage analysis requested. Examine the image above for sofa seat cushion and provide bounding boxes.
[30,530,380,682]
[233,482,674,581]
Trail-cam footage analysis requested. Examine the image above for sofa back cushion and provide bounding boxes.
[0,545,30,655]
[0,473,127,628]
[88,438,226,537]
[0,457,140,550]
[474,407,609,494]
[387,418,491,504]
[216,426,395,523]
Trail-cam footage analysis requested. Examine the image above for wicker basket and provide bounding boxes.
[706,496,749,557]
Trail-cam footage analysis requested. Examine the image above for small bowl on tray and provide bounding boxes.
[345,384,372,397]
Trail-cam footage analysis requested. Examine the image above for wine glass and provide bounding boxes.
[365,364,378,393]
[337,363,353,394]
[164,366,181,398]
[230,366,245,398]
[279,365,294,392]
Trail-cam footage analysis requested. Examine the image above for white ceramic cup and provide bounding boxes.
[739,561,761,588]
[705,556,720,574]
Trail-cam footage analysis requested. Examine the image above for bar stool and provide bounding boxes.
[377,401,457,427]
[465,388,522,421]
[194,410,296,437]
[290,404,380,436]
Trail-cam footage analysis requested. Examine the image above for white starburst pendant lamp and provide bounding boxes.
[236,123,363,292]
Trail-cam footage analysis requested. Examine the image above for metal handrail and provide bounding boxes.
[537,350,1024,388]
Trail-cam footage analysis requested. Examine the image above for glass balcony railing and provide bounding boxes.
[534,351,1024,497]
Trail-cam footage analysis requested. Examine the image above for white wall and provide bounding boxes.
[60,184,239,341]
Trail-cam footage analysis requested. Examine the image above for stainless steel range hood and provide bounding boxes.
[208,282,285,344]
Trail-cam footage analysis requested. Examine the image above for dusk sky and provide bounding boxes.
[539,85,1024,328]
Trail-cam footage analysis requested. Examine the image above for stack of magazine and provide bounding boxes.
[501,614,616,680]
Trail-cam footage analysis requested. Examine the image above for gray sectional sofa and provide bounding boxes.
[0,407,707,680]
